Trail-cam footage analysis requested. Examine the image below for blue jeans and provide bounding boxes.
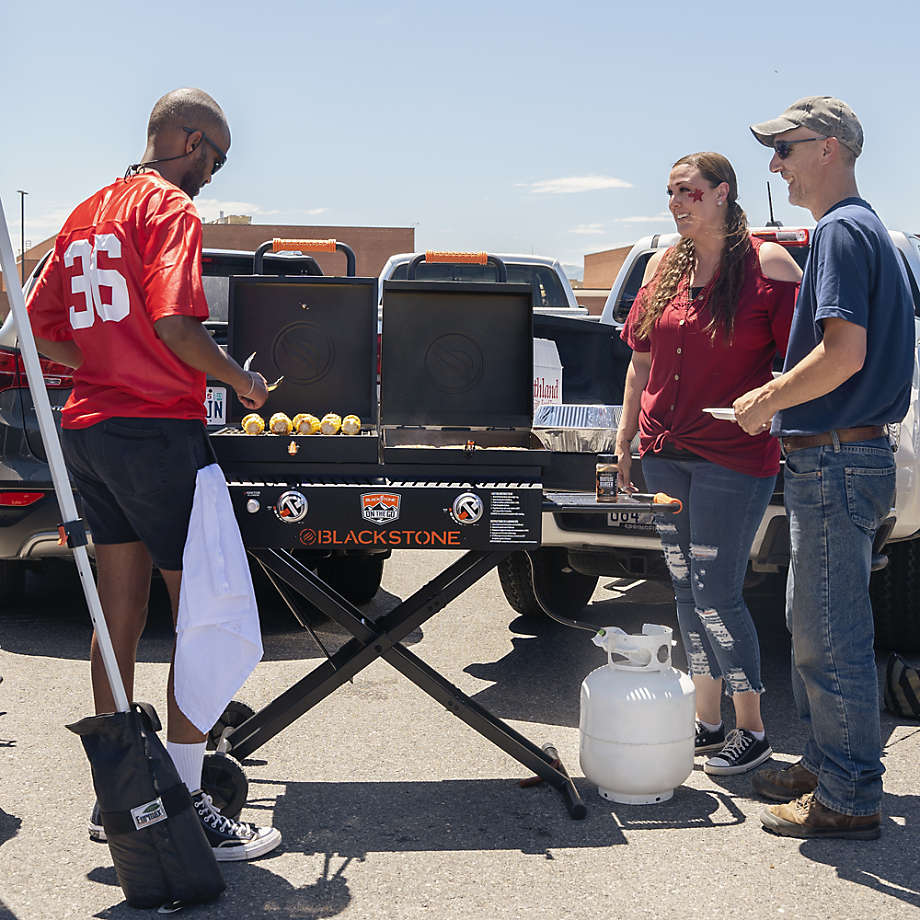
[783,437,894,816]
[642,456,775,696]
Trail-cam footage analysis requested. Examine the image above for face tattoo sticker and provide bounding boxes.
[689,188,704,202]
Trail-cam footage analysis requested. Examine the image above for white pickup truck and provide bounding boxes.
[377,252,588,320]
[505,226,920,653]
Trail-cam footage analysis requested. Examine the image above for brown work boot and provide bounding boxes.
[761,793,881,839]
[751,759,818,801]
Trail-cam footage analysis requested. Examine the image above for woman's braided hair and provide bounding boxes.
[635,152,752,343]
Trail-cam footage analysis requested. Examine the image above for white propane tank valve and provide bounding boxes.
[579,624,695,805]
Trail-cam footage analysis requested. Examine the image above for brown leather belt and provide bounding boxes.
[781,425,886,453]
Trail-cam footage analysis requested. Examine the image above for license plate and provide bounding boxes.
[205,386,226,426]
[607,510,655,530]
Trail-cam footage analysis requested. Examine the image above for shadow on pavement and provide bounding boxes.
[797,791,920,910]
[259,775,742,857]
[0,574,413,664]
[609,788,746,830]
[82,779,740,918]
[462,579,684,730]
[90,851,356,919]
[267,775,627,856]
[0,807,21,850]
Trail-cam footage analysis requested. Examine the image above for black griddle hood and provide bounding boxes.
[380,280,533,430]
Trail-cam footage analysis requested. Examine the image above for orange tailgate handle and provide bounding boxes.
[272,238,338,253]
[425,250,489,265]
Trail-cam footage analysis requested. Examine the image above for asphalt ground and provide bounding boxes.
[1,553,918,919]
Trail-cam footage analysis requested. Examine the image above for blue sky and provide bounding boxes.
[2,0,917,280]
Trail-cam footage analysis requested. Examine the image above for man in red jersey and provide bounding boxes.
[26,88,281,861]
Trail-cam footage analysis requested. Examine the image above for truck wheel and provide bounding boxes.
[871,538,920,653]
[498,549,598,618]
[0,561,25,604]
[315,554,385,605]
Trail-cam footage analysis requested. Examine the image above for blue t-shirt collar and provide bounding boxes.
[821,196,871,220]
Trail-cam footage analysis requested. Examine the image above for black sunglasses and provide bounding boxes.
[773,137,822,159]
[182,126,227,175]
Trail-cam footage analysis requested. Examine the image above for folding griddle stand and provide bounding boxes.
[206,245,678,821]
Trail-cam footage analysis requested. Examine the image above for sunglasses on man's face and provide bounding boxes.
[182,126,227,175]
[773,137,823,160]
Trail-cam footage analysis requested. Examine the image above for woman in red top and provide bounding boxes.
[615,152,801,776]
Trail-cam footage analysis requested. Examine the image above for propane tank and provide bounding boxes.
[579,624,695,805]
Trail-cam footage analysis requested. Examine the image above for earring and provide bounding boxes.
[717,199,724,206]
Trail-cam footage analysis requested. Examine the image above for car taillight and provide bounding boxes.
[38,357,74,388]
[752,228,810,246]
[0,348,20,392]
[0,491,44,507]
[0,346,73,393]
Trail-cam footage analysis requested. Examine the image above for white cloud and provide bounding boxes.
[524,175,633,195]
[571,223,605,235]
[194,201,329,222]
[194,199,282,222]
[14,208,74,245]
[612,212,672,223]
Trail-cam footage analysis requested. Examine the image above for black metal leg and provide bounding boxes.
[381,644,586,818]
[229,549,506,757]
[226,547,586,818]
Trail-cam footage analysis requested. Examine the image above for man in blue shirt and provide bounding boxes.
[735,96,914,839]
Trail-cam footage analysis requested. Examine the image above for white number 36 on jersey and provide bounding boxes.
[65,234,130,330]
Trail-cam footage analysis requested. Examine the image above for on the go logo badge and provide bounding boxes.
[450,492,483,525]
[274,490,309,523]
[361,492,401,525]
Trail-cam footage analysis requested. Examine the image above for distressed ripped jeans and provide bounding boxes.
[784,439,894,816]
[641,456,775,696]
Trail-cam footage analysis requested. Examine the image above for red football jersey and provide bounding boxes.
[27,173,210,428]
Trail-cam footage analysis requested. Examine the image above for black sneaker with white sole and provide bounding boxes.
[704,728,772,775]
[695,720,726,754]
[88,801,106,843]
[192,790,281,861]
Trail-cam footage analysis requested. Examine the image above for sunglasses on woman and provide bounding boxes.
[773,137,823,159]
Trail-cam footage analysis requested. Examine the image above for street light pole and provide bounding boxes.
[16,190,27,285]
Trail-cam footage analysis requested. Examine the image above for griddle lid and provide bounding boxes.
[381,280,533,429]
[227,275,378,424]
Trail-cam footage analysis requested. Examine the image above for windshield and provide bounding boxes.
[389,261,569,308]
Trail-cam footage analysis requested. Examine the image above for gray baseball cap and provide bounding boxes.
[751,96,863,157]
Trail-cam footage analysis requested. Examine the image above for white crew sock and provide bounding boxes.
[166,741,207,793]
[749,729,766,741]
[699,719,722,732]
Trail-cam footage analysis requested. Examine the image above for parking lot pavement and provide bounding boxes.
[1,553,918,919]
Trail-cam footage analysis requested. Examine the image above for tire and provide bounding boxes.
[871,538,920,653]
[207,700,256,751]
[315,554,385,605]
[0,560,25,604]
[201,752,248,820]
[498,548,598,618]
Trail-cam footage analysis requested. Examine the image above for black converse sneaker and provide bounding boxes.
[88,801,106,843]
[704,728,772,775]
[695,720,726,754]
[192,790,281,861]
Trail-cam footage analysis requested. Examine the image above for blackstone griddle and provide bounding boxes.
[206,246,677,820]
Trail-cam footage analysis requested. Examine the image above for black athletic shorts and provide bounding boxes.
[62,418,215,571]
